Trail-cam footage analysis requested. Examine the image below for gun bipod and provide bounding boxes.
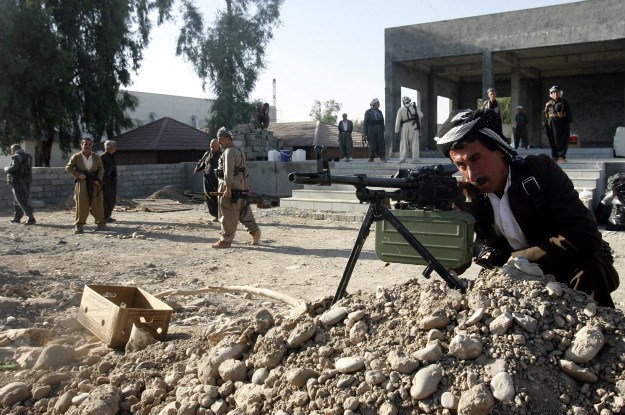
[332,199,466,305]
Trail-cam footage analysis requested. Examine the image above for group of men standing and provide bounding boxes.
[337,96,422,163]
[337,85,571,164]
[481,85,572,162]
[5,138,118,232]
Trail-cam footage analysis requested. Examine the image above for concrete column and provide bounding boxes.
[427,73,437,148]
[511,69,521,145]
[384,61,397,155]
[482,51,494,100]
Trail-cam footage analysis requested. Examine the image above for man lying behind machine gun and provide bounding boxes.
[434,108,618,308]
[289,146,475,304]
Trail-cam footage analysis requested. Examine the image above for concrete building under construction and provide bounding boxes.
[384,0,625,149]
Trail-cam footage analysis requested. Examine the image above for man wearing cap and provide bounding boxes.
[212,127,261,248]
[435,109,618,307]
[363,98,386,162]
[100,140,118,223]
[481,87,502,121]
[544,85,572,163]
[394,96,422,163]
[514,106,529,149]
[337,113,353,161]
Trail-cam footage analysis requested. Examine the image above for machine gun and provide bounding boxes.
[289,146,470,304]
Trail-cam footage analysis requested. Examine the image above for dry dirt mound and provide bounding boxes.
[1,258,624,415]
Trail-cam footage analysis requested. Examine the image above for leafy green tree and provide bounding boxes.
[0,0,173,166]
[309,99,342,125]
[0,0,74,165]
[176,0,284,133]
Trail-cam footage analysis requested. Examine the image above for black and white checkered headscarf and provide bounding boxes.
[435,109,516,159]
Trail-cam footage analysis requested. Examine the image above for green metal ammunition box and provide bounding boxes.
[374,209,475,268]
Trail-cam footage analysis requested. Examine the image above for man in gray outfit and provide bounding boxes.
[4,144,36,225]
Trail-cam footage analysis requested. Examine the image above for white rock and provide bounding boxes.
[347,310,366,321]
[559,359,598,383]
[565,326,605,364]
[379,401,398,415]
[365,370,386,385]
[335,356,365,373]
[414,342,444,363]
[489,312,513,335]
[466,308,485,325]
[410,364,443,399]
[0,382,29,407]
[420,313,450,330]
[32,344,76,370]
[349,320,368,345]
[319,307,349,326]
[448,334,483,360]
[286,321,317,348]
[490,372,515,402]
[387,350,419,373]
[441,391,459,409]
[512,312,538,332]
[546,282,563,297]
[218,359,247,382]
[458,384,495,415]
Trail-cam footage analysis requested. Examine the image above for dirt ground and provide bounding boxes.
[2,199,624,313]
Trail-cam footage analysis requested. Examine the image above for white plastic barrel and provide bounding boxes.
[293,149,306,161]
[267,150,280,161]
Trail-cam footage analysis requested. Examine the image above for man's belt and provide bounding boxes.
[368,121,382,126]
[400,117,417,125]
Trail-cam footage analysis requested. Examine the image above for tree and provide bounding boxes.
[0,0,174,166]
[176,0,284,133]
[0,0,74,165]
[309,99,342,125]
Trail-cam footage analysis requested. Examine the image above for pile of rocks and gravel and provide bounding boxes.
[1,257,625,415]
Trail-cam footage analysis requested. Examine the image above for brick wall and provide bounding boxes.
[0,163,187,209]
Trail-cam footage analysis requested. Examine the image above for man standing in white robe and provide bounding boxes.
[394,96,422,163]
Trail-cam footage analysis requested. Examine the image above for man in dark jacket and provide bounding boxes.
[100,140,118,223]
[435,109,618,307]
[337,113,354,161]
[4,144,36,225]
[544,85,572,163]
[363,98,386,163]
[194,138,223,222]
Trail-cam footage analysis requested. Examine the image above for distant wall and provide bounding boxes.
[0,161,317,209]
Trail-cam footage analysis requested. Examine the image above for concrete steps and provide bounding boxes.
[281,150,616,215]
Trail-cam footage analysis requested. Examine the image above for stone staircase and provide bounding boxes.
[280,147,620,216]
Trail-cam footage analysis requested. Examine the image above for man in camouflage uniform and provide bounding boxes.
[212,128,261,248]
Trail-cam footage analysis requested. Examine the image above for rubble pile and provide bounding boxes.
[1,259,625,415]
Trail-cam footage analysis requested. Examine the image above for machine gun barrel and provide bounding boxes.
[288,171,412,189]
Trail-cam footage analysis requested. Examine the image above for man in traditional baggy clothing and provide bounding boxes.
[66,135,106,234]
[363,98,386,163]
[394,96,422,163]
[514,106,529,149]
[544,85,572,163]
[337,113,353,161]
